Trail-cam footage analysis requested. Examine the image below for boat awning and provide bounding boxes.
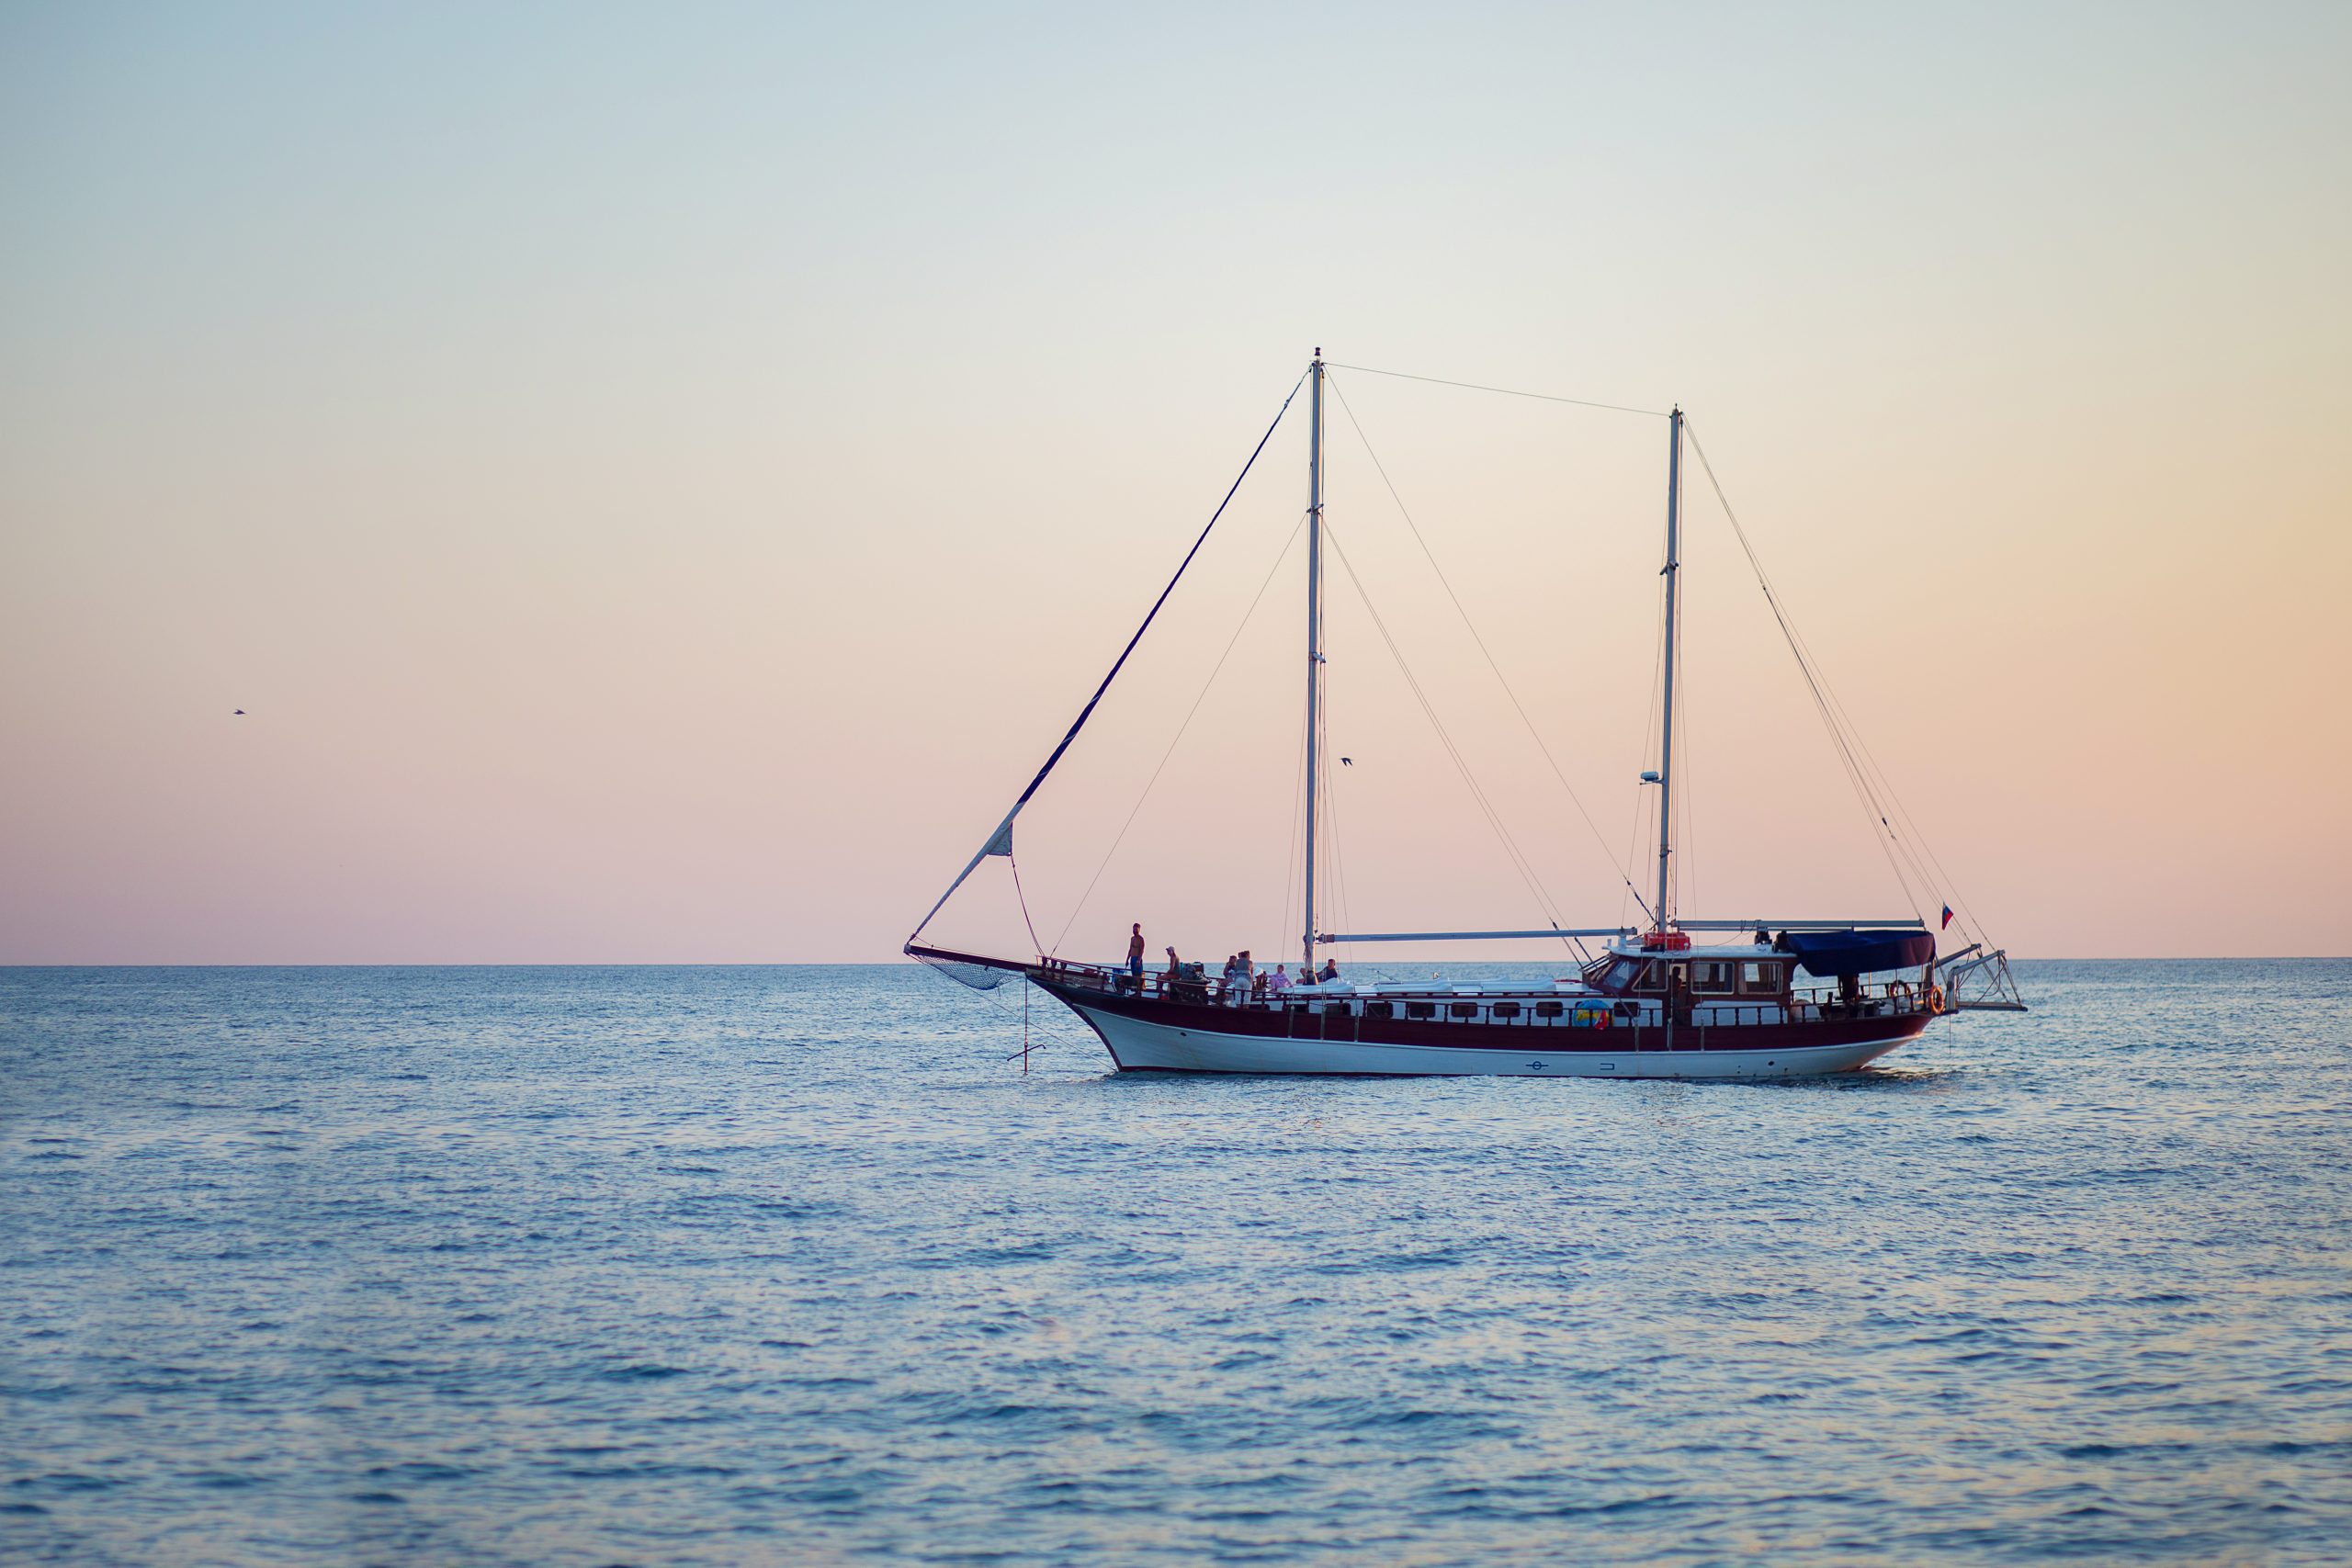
[1775,929,1938,977]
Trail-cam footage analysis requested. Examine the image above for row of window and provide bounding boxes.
[1357,998,1632,1022]
[1593,957,1788,996]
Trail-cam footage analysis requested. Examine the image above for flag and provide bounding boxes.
[1939,904,1954,931]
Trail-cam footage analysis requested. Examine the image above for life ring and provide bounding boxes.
[1593,1009,1612,1031]
[1927,985,1945,1015]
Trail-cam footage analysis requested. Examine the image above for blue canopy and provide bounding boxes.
[1777,929,1936,977]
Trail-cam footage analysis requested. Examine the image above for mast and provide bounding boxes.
[1303,350,1326,972]
[1655,406,1683,932]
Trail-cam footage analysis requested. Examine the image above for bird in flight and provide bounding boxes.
[233,709,245,716]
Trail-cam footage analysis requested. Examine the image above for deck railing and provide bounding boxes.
[1044,960,1932,1023]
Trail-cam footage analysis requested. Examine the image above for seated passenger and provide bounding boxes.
[1316,957,1340,985]
[1267,963,1293,996]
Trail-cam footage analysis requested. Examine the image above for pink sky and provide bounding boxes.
[4,5,2346,962]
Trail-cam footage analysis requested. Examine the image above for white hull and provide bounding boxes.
[1069,999,1911,1079]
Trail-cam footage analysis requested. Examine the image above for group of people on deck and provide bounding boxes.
[1125,924,1339,1002]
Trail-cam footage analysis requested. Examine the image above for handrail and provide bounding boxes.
[1054,964,1932,1023]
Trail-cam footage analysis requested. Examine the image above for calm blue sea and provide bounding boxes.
[3,961,2348,1565]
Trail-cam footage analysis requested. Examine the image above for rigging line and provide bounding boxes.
[1319,733,1344,946]
[1321,425,1351,948]
[1675,574,1696,921]
[909,367,1308,945]
[1688,437,1946,921]
[1329,579,1568,946]
[1280,678,1308,955]
[1624,562,1668,933]
[1322,526,1574,938]
[1326,373,1656,926]
[1328,362,1668,420]
[1316,660,1340,938]
[1008,852,1046,960]
[1752,557,1984,940]
[1050,508,1314,954]
[1679,424,1887,856]
[1679,422,1928,920]
[1325,701,1357,948]
[1324,522,1561,925]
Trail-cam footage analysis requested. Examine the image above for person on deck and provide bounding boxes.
[1268,964,1293,996]
[1163,946,1182,994]
[1235,951,1255,1003]
[1316,957,1340,985]
[1126,923,1146,992]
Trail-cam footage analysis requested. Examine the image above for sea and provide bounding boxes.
[3,960,2347,1566]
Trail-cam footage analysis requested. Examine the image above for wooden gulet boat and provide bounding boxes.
[908,353,2023,1077]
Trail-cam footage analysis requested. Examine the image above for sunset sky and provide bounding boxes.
[4,2,2346,963]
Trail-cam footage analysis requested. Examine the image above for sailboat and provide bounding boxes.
[908,352,2024,1077]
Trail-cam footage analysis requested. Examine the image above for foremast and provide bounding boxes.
[1302,350,1327,973]
[1654,406,1684,934]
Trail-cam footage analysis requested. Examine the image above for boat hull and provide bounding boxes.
[1047,985,1927,1079]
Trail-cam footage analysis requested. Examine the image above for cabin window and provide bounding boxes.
[1363,1001,1393,1021]
[1739,962,1781,995]
[1634,962,1666,993]
[1690,961,1736,994]
[1535,1000,1564,1019]
[1602,958,1642,992]
[1405,1001,1436,1020]
[1448,1000,1480,1019]
[1491,1001,1521,1019]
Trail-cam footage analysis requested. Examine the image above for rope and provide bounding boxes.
[1680,422,1933,924]
[908,368,1306,945]
[1278,681,1308,957]
[1008,852,1046,960]
[1328,372,1657,927]
[1329,362,1668,420]
[1323,526,1576,942]
[1623,571,1667,935]
[1322,688,1355,944]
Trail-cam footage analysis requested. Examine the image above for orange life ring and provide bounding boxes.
[1927,985,1946,1015]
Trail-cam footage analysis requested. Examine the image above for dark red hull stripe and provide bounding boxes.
[1040,982,1930,1055]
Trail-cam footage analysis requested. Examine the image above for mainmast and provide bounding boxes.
[1655,406,1683,932]
[1302,350,1327,972]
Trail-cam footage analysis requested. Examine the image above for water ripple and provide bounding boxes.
[1,960,2347,1564]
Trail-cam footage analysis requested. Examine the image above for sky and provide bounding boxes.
[2,1,2346,963]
